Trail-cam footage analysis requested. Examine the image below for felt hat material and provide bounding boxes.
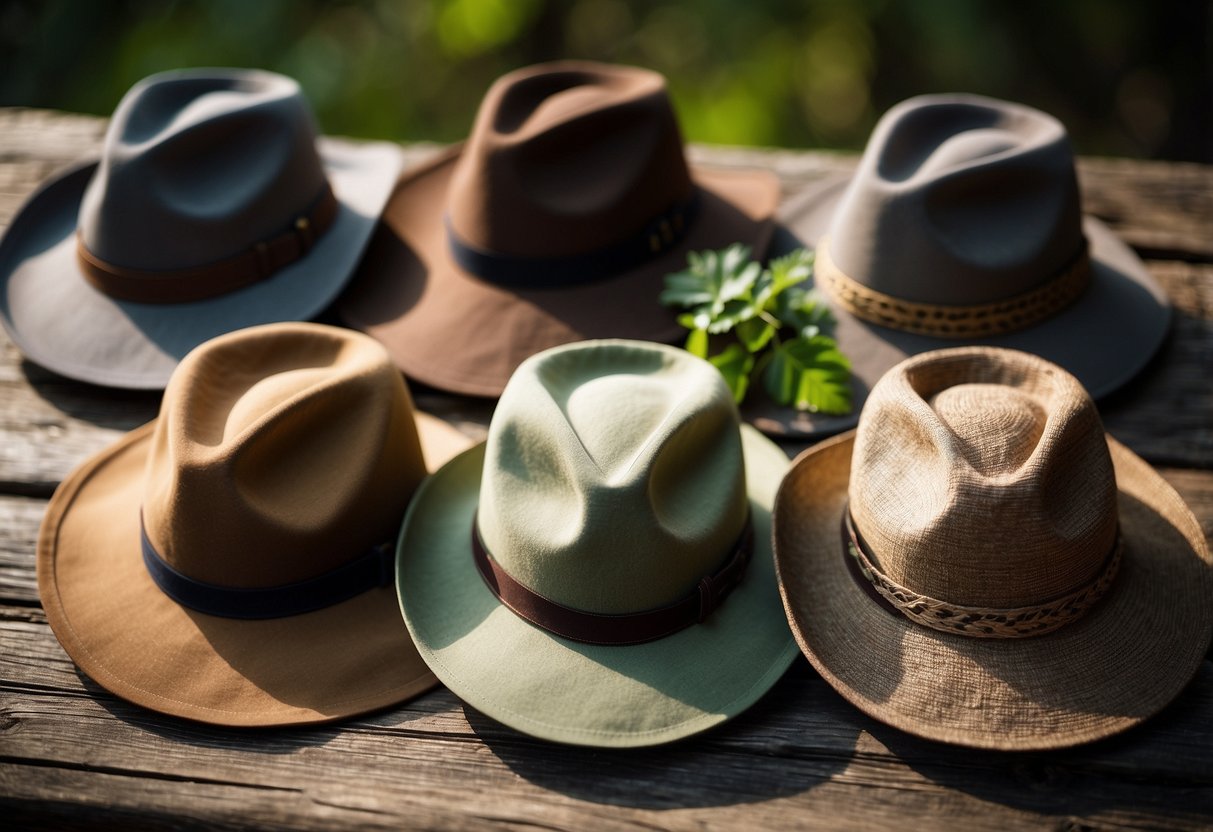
[338,61,779,397]
[38,322,472,726]
[773,346,1212,750]
[1,68,402,389]
[760,94,1170,437]
[397,340,798,747]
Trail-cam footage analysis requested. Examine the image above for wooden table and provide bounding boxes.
[1,107,1211,830]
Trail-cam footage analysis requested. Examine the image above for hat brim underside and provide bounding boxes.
[747,178,1172,438]
[336,148,780,397]
[36,412,470,727]
[0,137,402,390]
[396,425,799,747]
[773,431,1213,750]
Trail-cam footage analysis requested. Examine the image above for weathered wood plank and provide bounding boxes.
[2,606,1211,831]
[0,494,40,605]
[1076,157,1213,262]
[1101,262,1213,468]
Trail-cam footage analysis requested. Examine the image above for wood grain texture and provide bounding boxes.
[1,107,1211,830]
[2,602,1211,831]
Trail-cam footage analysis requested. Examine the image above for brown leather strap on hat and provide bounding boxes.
[76,184,339,304]
[472,514,753,646]
[446,193,701,289]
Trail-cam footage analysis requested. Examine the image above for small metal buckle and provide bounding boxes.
[294,216,314,254]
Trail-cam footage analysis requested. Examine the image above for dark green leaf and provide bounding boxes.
[762,342,796,406]
[684,328,709,359]
[765,336,853,414]
[735,317,776,353]
[763,248,814,301]
[663,245,851,414]
[774,286,837,338]
[659,244,756,310]
[707,299,758,333]
[708,344,755,404]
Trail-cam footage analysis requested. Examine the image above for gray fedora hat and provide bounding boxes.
[758,93,1170,437]
[0,68,402,389]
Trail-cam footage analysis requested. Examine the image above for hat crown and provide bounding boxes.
[476,341,749,614]
[141,323,426,588]
[79,69,329,272]
[828,94,1085,305]
[446,61,695,259]
[849,347,1119,607]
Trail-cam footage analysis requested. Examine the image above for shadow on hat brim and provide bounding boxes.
[36,411,470,727]
[773,431,1213,750]
[396,425,799,747]
[0,137,401,390]
[336,148,779,397]
[750,178,1171,438]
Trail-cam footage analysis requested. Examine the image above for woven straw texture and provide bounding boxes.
[773,346,1213,750]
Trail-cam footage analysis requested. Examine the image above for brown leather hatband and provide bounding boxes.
[76,184,339,304]
[472,516,754,646]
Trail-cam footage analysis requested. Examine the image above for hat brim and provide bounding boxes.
[396,425,799,747]
[1,137,402,390]
[773,431,1213,750]
[747,178,1171,437]
[336,148,780,397]
[36,410,471,727]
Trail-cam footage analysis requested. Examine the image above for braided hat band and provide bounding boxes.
[815,237,1092,339]
[842,506,1122,639]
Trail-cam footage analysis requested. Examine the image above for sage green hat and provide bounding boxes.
[396,340,798,747]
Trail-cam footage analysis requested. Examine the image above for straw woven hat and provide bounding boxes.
[337,61,779,397]
[0,69,401,389]
[396,340,798,747]
[761,94,1169,437]
[773,346,1212,749]
[38,323,471,725]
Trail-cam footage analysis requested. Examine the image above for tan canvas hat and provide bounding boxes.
[760,94,1170,437]
[773,346,1212,750]
[0,68,402,389]
[396,340,798,747]
[337,61,780,397]
[37,322,471,726]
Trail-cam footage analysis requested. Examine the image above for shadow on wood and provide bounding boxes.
[864,662,1213,827]
[465,662,863,809]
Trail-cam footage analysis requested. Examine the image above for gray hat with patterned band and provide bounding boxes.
[757,93,1170,437]
[0,67,402,389]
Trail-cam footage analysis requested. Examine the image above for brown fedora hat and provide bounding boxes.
[37,322,471,726]
[0,68,402,390]
[773,347,1212,750]
[760,94,1170,437]
[337,61,779,396]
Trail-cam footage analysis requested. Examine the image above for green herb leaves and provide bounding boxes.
[660,245,853,415]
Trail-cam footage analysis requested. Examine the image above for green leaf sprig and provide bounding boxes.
[660,244,853,415]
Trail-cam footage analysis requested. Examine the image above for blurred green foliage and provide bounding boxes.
[2,0,1208,160]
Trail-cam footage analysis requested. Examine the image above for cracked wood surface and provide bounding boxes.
[0,107,1211,830]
